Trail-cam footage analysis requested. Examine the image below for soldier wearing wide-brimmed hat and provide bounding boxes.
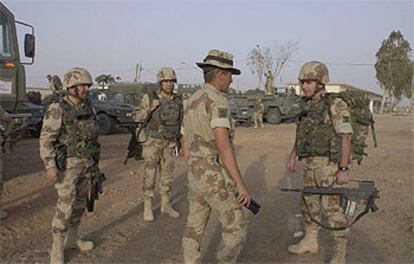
[181,49,251,263]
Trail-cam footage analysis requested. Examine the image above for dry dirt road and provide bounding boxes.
[1,115,413,263]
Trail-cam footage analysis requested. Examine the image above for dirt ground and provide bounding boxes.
[1,115,413,263]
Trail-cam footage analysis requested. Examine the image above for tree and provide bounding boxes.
[247,45,266,90]
[375,30,413,113]
[247,41,299,91]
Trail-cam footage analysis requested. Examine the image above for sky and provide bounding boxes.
[3,0,413,94]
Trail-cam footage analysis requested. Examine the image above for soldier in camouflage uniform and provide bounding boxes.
[264,70,274,96]
[254,98,265,128]
[132,67,182,222]
[286,61,353,264]
[0,106,15,220]
[40,67,99,264]
[182,49,251,264]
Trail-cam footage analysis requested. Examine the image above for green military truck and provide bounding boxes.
[229,90,301,125]
[89,89,136,135]
[0,3,35,130]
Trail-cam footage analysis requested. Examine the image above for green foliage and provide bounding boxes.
[375,30,413,100]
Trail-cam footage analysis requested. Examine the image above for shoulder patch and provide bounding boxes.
[218,108,228,118]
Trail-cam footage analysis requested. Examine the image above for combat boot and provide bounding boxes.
[161,195,180,219]
[66,226,95,252]
[0,208,8,220]
[50,232,65,264]
[329,238,347,264]
[143,199,154,222]
[288,230,318,255]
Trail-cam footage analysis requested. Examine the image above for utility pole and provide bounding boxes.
[134,63,142,83]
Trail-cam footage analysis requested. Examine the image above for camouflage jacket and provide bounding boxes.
[295,95,353,162]
[182,83,234,162]
[40,97,99,170]
[132,89,182,141]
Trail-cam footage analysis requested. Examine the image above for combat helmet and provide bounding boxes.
[298,61,329,84]
[63,67,93,88]
[157,67,177,83]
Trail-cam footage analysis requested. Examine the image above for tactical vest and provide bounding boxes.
[57,99,98,159]
[295,97,341,162]
[146,94,183,141]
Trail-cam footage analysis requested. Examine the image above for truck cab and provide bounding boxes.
[0,2,35,129]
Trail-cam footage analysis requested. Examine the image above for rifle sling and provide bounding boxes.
[301,193,374,231]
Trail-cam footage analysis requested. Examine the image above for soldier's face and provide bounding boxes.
[160,80,174,94]
[69,84,91,100]
[300,80,317,98]
[218,70,233,91]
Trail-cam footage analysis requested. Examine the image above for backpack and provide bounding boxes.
[327,91,378,164]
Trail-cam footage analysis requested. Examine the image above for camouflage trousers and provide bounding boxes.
[254,112,264,127]
[301,156,349,239]
[51,157,93,234]
[141,137,176,200]
[183,157,248,264]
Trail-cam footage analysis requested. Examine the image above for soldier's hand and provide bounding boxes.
[150,99,160,111]
[236,183,251,207]
[46,167,60,184]
[287,154,297,172]
[333,171,350,185]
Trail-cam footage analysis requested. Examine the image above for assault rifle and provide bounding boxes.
[124,90,159,165]
[281,180,379,230]
[86,168,106,212]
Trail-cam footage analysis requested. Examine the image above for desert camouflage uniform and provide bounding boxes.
[132,90,180,200]
[297,97,353,240]
[40,99,98,234]
[264,71,274,95]
[254,100,265,128]
[182,83,248,264]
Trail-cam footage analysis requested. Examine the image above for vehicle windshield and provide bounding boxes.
[0,8,15,59]
[90,90,125,103]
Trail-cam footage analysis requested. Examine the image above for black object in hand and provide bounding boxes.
[236,192,261,215]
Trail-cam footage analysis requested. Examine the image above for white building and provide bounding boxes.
[287,83,383,113]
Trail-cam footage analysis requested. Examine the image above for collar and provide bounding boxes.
[203,83,226,96]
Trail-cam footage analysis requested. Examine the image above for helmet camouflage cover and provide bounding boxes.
[157,67,177,83]
[298,61,329,84]
[63,67,93,88]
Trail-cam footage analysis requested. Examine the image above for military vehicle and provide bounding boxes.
[228,96,253,127]
[89,89,136,135]
[0,3,35,130]
[13,101,44,137]
[229,89,301,124]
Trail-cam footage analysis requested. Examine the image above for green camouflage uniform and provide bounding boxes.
[132,90,182,200]
[182,83,248,264]
[40,98,99,234]
[296,96,353,239]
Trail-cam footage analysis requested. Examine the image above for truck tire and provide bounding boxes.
[266,108,282,124]
[96,113,114,135]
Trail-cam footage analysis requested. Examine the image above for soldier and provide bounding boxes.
[264,70,274,95]
[47,74,63,92]
[254,98,265,128]
[40,67,100,264]
[132,67,182,222]
[182,49,251,263]
[0,106,15,219]
[286,61,352,264]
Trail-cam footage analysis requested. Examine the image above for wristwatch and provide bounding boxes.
[338,165,349,172]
